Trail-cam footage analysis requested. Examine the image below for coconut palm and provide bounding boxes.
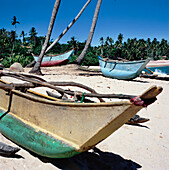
[11,16,20,31]
[29,0,61,75]
[28,27,38,47]
[99,37,104,56]
[67,36,77,48]
[117,33,123,44]
[20,31,26,44]
[99,37,104,46]
[10,30,16,56]
[45,0,91,53]
[75,0,102,65]
[108,37,114,46]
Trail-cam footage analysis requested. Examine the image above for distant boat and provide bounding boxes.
[145,60,169,74]
[0,77,162,158]
[98,56,151,80]
[33,48,75,67]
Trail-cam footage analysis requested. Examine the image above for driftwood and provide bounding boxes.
[0,72,162,101]
[0,80,135,100]
[0,142,20,156]
[0,72,136,100]
[0,71,105,102]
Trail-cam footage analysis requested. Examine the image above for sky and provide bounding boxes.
[0,0,169,46]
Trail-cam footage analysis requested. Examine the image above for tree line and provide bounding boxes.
[0,25,169,68]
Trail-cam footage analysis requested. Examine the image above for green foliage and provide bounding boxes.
[69,54,77,63]
[81,52,99,66]
[1,54,33,68]
[98,35,169,62]
[0,27,169,67]
[33,45,42,55]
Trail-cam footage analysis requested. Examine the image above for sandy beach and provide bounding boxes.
[0,65,169,170]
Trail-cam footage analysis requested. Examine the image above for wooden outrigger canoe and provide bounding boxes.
[33,48,75,67]
[0,75,162,158]
[98,56,151,80]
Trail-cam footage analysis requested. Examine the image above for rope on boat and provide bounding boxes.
[80,93,85,103]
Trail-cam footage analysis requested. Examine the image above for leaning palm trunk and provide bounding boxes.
[29,0,61,75]
[75,0,102,65]
[45,0,91,53]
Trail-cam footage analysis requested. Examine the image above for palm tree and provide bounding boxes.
[11,16,20,53]
[99,37,104,46]
[99,37,104,55]
[20,31,26,44]
[45,0,91,53]
[67,36,77,48]
[28,27,38,47]
[29,0,61,74]
[116,33,123,49]
[75,0,102,65]
[108,37,114,46]
[11,16,20,31]
[10,30,16,56]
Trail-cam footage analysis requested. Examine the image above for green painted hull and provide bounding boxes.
[0,109,81,158]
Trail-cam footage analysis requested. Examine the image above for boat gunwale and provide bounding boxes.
[33,48,74,58]
[0,78,131,107]
[11,89,132,107]
[98,56,150,65]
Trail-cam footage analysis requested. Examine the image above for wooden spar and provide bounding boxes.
[0,82,136,99]
[145,67,154,74]
[0,78,135,100]
[0,72,104,102]
[45,0,91,53]
[0,77,102,96]
[139,85,163,100]
[0,72,162,101]
[0,71,97,93]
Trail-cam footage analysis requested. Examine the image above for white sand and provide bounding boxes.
[0,65,169,169]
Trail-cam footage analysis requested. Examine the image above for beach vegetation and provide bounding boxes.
[0,27,169,68]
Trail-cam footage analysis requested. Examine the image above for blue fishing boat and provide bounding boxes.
[98,56,151,80]
[33,48,75,67]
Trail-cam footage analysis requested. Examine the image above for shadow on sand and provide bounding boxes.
[0,153,24,159]
[126,123,150,129]
[37,147,142,170]
[0,140,142,169]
